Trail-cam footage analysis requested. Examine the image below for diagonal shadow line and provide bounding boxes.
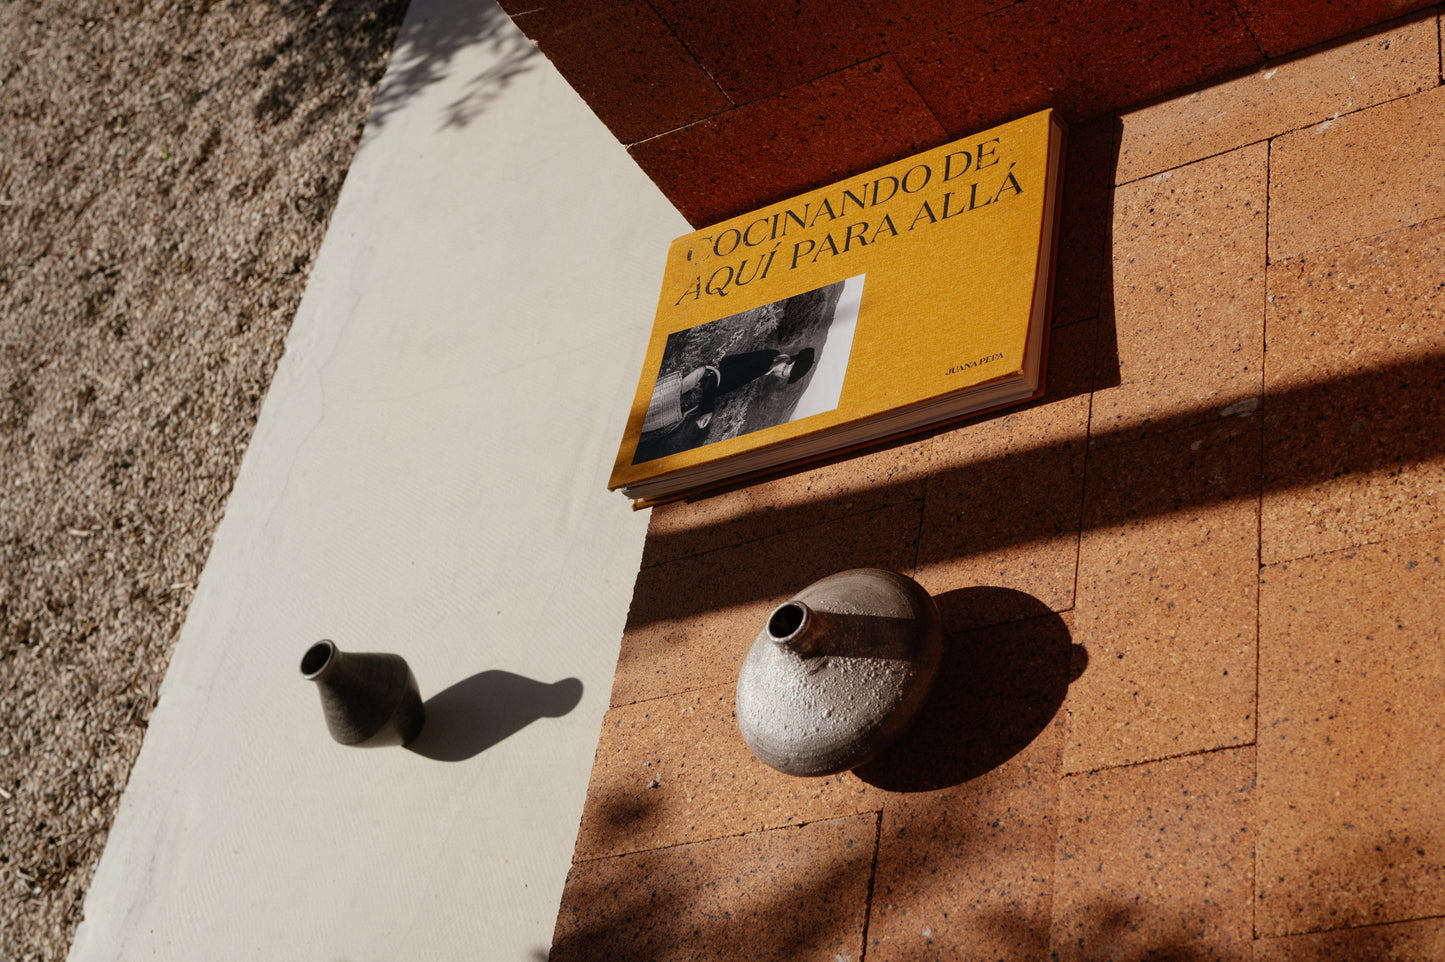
[632,348,1445,627]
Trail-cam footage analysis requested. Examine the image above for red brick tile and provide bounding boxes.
[1117,13,1437,182]
[1264,220,1445,392]
[1232,0,1437,58]
[1051,747,1256,961]
[646,0,885,105]
[862,605,1072,959]
[1254,917,1445,962]
[1067,417,1260,773]
[914,320,1095,630]
[1269,85,1445,261]
[867,724,1062,960]
[1091,144,1267,446]
[641,439,929,569]
[1261,218,1445,564]
[552,815,877,962]
[575,684,886,860]
[1256,532,1445,936]
[891,0,1261,138]
[513,1,730,143]
[629,57,947,227]
[616,500,922,707]
[880,0,1020,47]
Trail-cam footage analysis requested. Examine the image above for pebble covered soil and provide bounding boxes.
[0,1,408,957]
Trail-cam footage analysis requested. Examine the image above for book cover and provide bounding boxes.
[610,108,1065,504]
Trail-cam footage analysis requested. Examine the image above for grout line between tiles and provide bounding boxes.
[1062,179,1111,772]
[909,477,927,576]
[1262,519,1445,570]
[883,49,950,142]
[1044,706,1069,960]
[1072,204,1108,614]
[1271,206,1445,273]
[1087,410,1264,456]
[1224,0,1267,59]
[1060,739,1257,779]
[638,0,734,110]
[1252,136,1271,943]
[1115,87,1444,193]
[609,677,732,711]
[625,112,717,151]
[1258,910,1445,943]
[858,810,883,962]
[572,809,887,865]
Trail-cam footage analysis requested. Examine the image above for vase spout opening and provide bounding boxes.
[300,640,336,679]
[767,602,809,645]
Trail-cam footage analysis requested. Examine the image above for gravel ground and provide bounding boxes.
[0,2,409,957]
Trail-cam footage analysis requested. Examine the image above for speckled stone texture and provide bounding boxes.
[1269,84,1445,260]
[640,439,930,570]
[628,57,947,227]
[552,815,877,962]
[1262,218,1445,564]
[1090,144,1267,445]
[577,685,887,859]
[511,0,1438,226]
[643,0,884,105]
[1253,917,1445,961]
[616,501,921,706]
[1231,0,1438,57]
[914,320,1096,631]
[552,14,1445,959]
[1052,748,1256,961]
[1257,532,1445,937]
[1051,118,1115,327]
[1067,417,1261,773]
[1116,12,1439,183]
[509,1,728,144]
[888,0,1262,137]
[864,612,1072,959]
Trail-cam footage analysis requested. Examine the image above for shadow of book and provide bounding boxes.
[407,670,583,762]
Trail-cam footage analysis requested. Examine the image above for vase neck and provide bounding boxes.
[300,640,339,681]
[767,601,838,657]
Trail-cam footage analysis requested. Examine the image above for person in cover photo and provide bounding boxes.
[642,346,816,436]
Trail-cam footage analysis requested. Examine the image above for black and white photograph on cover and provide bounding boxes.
[632,275,862,465]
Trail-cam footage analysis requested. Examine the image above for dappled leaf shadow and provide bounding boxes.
[550,815,877,962]
[248,0,411,145]
[1043,903,1217,962]
[368,0,540,131]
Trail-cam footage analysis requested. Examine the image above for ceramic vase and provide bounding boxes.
[736,568,942,776]
[300,640,425,747]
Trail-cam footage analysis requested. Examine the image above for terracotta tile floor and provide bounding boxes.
[554,15,1445,959]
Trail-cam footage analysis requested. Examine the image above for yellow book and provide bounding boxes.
[610,108,1066,506]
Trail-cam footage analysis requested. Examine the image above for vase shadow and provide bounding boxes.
[407,670,583,762]
[853,586,1084,792]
